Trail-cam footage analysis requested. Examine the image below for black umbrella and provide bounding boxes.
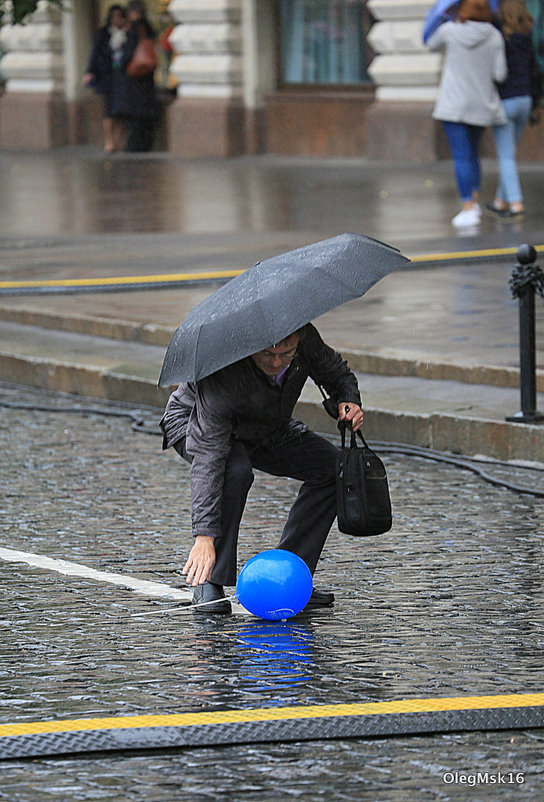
[158,233,410,386]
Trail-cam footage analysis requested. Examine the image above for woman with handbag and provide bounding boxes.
[487,0,536,220]
[121,0,159,153]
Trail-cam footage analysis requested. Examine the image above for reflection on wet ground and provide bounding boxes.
[0,148,542,374]
[3,732,541,801]
[1,386,544,798]
[233,623,314,700]
[1,149,543,249]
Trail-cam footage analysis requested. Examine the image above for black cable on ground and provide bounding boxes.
[370,442,544,498]
[0,399,157,435]
[1,397,543,497]
[371,442,544,472]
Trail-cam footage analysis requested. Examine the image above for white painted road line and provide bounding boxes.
[0,546,192,602]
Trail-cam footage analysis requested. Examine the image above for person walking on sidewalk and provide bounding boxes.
[82,5,128,153]
[121,0,158,152]
[487,0,536,220]
[426,0,507,228]
[160,324,364,614]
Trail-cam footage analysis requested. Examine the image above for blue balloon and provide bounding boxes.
[236,549,313,620]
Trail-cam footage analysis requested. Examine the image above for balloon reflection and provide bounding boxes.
[233,621,314,701]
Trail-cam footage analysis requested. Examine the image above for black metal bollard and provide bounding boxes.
[505,244,544,423]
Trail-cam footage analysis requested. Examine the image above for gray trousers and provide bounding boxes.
[175,431,339,587]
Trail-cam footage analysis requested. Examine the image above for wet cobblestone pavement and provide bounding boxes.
[1,384,544,800]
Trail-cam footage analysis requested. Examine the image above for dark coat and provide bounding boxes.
[160,324,361,538]
[120,19,158,120]
[86,25,130,119]
[86,27,114,95]
[499,32,533,100]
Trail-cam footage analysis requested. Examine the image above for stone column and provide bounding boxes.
[365,0,446,162]
[166,0,246,157]
[241,0,276,153]
[0,0,68,149]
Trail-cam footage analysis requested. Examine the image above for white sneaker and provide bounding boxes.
[452,208,481,228]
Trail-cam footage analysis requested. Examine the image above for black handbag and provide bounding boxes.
[336,422,392,537]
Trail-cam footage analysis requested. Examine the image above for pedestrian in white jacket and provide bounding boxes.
[427,0,507,228]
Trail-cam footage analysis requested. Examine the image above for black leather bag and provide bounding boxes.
[336,422,392,537]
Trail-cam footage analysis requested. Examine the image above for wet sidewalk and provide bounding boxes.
[1,384,543,799]
[1,149,543,460]
[1,150,544,797]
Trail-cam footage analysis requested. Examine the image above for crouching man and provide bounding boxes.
[160,323,363,613]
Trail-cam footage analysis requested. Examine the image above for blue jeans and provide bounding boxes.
[492,95,532,204]
[442,121,485,203]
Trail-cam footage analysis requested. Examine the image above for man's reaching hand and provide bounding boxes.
[182,535,216,586]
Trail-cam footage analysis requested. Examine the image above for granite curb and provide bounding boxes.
[2,304,542,392]
[2,349,543,462]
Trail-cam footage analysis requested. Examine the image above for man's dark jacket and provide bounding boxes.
[160,324,361,539]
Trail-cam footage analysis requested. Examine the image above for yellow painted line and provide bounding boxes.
[412,244,544,263]
[0,269,245,290]
[1,245,543,290]
[1,693,543,738]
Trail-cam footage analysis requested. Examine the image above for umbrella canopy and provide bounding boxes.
[423,0,499,45]
[158,233,410,386]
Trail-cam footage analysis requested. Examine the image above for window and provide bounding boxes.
[279,0,374,86]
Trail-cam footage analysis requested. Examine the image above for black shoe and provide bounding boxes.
[306,588,335,607]
[484,202,507,216]
[192,581,231,614]
[485,202,524,220]
[499,208,525,220]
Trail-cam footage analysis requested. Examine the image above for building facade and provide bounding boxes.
[0,0,543,161]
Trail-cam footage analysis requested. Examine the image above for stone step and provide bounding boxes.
[1,320,543,462]
[2,304,541,391]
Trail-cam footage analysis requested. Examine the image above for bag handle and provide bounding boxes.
[338,417,368,450]
[309,368,364,440]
